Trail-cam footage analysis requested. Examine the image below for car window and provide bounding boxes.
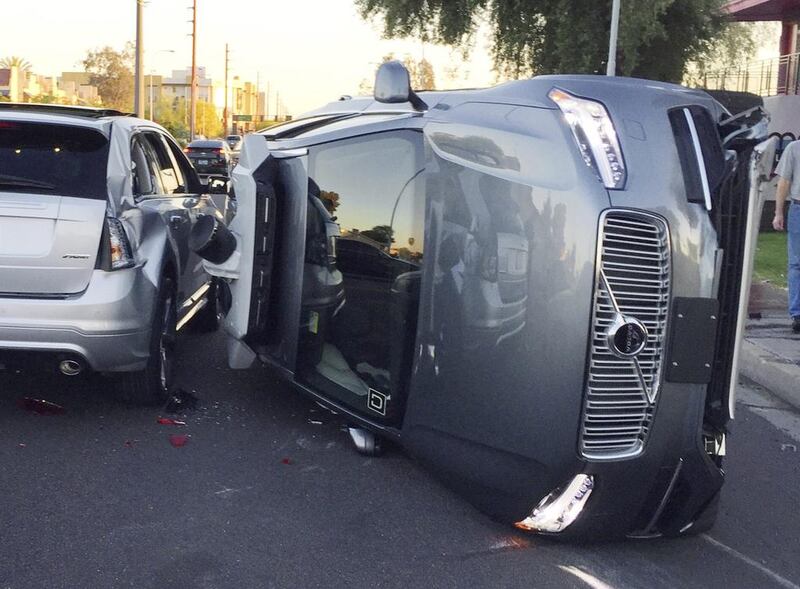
[131,135,160,197]
[162,135,197,193]
[296,129,425,422]
[144,132,181,194]
[156,134,187,192]
[0,121,109,199]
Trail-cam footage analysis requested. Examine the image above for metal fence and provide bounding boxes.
[699,53,800,97]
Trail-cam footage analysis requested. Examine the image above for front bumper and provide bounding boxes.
[0,269,157,372]
[508,380,724,539]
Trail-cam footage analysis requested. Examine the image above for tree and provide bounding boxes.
[684,21,776,86]
[151,96,189,143]
[356,0,738,83]
[0,56,32,73]
[360,52,437,94]
[82,43,135,111]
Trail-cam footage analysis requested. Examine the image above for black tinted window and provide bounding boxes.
[297,130,425,424]
[0,121,109,199]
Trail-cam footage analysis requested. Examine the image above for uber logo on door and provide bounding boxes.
[367,388,390,416]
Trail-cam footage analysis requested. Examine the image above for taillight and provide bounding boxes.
[106,217,135,270]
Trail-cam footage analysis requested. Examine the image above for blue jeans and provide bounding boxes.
[789,201,800,318]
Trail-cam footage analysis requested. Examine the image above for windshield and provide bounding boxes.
[0,120,109,199]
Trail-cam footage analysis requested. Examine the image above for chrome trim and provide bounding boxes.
[580,210,672,460]
[683,108,713,211]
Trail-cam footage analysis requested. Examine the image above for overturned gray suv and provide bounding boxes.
[194,62,773,539]
[0,104,223,404]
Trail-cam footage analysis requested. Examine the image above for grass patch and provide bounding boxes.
[753,231,788,289]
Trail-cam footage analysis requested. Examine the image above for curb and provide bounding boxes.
[738,339,800,411]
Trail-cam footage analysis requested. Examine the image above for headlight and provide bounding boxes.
[515,474,594,533]
[549,88,626,189]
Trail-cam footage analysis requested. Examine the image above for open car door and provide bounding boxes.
[195,134,308,374]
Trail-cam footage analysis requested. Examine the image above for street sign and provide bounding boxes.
[232,114,252,122]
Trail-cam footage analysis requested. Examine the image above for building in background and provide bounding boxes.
[0,61,286,134]
[0,66,99,104]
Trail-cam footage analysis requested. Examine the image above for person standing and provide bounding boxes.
[773,140,800,333]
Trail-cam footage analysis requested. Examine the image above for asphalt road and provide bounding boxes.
[1,330,799,589]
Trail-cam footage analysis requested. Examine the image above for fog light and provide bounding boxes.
[515,475,594,533]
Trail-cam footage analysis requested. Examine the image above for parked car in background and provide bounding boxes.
[185,139,234,178]
[0,103,224,404]
[225,134,243,152]
[193,62,771,540]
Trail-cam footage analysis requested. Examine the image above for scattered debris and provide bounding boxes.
[164,389,199,414]
[18,443,26,448]
[157,417,186,426]
[169,434,190,448]
[16,397,66,416]
[123,440,138,448]
[308,419,324,426]
[281,457,292,465]
[781,443,797,453]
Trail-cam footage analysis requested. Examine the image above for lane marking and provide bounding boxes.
[558,565,616,589]
[702,535,800,589]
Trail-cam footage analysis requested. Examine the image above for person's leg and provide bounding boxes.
[788,202,800,320]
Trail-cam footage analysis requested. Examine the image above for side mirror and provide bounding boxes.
[206,175,229,194]
[374,60,427,111]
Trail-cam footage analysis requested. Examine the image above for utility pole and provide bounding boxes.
[256,71,260,130]
[265,81,270,121]
[134,0,145,116]
[189,0,198,140]
[606,0,621,76]
[223,43,229,136]
[275,90,279,122]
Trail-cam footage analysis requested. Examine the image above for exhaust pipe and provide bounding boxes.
[58,359,83,376]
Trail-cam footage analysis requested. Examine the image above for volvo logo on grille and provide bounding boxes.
[606,314,648,359]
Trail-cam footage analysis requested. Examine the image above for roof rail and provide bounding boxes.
[0,103,134,119]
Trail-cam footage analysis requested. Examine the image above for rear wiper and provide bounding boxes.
[0,174,56,191]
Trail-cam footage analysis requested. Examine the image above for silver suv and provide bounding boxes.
[0,104,224,404]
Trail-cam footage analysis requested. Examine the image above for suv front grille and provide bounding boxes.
[581,211,671,459]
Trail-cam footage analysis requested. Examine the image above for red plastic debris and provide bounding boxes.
[123,440,137,448]
[169,434,190,448]
[281,458,292,465]
[157,417,186,426]
[16,397,66,416]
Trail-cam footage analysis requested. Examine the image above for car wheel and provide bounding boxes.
[118,276,177,406]
[192,280,220,333]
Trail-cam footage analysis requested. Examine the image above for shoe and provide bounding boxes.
[793,317,800,334]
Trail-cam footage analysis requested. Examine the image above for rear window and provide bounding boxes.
[188,141,224,150]
[0,121,109,199]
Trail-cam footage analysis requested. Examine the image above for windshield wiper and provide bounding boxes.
[0,174,56,191]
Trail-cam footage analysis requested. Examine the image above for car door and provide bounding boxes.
[208,137,308,372]
[141,131,215,307]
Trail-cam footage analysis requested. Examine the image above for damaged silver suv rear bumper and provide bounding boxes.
[0,268,156,373]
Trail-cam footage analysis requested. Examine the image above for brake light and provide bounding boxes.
[106,217,135,270]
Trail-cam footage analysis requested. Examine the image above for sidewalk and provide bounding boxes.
[739,282,800,410]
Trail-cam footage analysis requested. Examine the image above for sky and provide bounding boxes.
[2,0,498,115]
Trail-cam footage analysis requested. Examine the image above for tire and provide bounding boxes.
[191,280,220,333]
[118,276,177,406]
